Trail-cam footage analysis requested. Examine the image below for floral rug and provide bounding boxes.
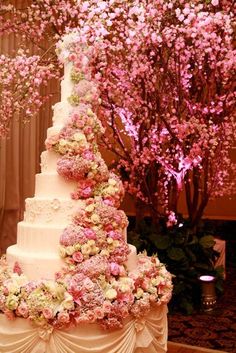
[168,267,236,352]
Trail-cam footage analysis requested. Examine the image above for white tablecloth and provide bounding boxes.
[0,304,168,353]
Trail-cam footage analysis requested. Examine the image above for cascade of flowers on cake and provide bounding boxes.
[0,32,172,330]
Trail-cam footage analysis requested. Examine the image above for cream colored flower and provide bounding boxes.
[108,178,117,186]
[59,139,67,146]
[81,244,92,255]
[66,246,75,256]
[90,246,99,255]
[151,278,161,286]
[6,294,19,310]
[85,204,95,212]
[59,246,67,258]
[62,292,75,310]
[73,132,86,142]
[119,283,130,293]
[135,288,144,299]
[105,288,117,300]
[100,249,109,257]
[91,214,100,223]
[87,108,94,117]
[113,240,120,248]
[74,243,81,251]
[6,274,28,294]
[87,240,96,246]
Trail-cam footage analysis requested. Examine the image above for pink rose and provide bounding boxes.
[81,186,93,198]
[104,224,113,232]
[94,307,104,319]
[103,300,112,313]
[86,310,96,322]
[141,279,150,291]
[43,308,54,320]
[69,53,77,62]
[45,133,59,150]
[107,231,121,240]
[110,262,120,276]
[13,261,22,275]
[72,251,84,263]
[84,228,97,240]
[17,302,29,318]
[83,126,92,135]
[57,312,70,324]
[82,150,94,161]
[103,198,114,206]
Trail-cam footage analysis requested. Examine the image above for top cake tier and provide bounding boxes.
[61,61,74,103]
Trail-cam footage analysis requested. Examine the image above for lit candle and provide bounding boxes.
[199,275,215,282]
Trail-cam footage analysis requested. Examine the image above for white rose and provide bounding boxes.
[66,246,75,256]
[108,178,117,186]
[87,108,94,117]
[59,246,67,258]
[85,204,95,212]
[62,292,75,310]
[105,288,117,300]
[151,278,161,286]
[135,288,144,299]
[73,132,86,142]
[59,139,67,146]
[91,214,100,223]
[87,240,95,246]
[81,244,92,255]
[100,249,109,257]
[119,284,130,293]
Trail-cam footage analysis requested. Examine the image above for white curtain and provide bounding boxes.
[0,12,59,254]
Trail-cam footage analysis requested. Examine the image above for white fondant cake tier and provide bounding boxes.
[7,241,137,281]
[46,125,63,138]
[52,102,72,126]
[16,221,65,253]
[35,173,77,198]
[41,150,59,173]
[23,197,80,225]
[61,61,74,102]
[7,245,64,280]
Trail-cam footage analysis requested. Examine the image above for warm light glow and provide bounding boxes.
[199,275,215,282]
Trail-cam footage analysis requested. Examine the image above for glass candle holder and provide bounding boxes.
[199,275,216,312]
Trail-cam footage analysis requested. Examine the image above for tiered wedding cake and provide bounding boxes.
[0,33,172,353]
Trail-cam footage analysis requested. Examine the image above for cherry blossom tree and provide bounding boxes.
[0,0,80,136]
[70,0,236,228]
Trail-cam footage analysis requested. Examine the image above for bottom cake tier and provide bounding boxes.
[6,243,138,280]
[0,304,168,353]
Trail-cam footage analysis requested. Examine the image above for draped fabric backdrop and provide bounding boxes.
[0,21,60,254]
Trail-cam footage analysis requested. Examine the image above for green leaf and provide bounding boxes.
[151,234,172,250]
[179,298,194,315]
[184,248,197,263]
[167,247,186,261]
[188,235,199,246]
[199,235,215,249]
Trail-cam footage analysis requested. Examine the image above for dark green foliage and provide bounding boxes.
[128,218,224,314]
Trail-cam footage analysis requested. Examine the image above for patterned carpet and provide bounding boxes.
[168,267,236,352]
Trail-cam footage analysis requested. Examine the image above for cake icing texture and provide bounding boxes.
[0,32,172,334]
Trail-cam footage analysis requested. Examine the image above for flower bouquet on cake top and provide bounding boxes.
[0,32,172,332]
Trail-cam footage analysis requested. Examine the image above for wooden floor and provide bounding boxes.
[167,341,229,353]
